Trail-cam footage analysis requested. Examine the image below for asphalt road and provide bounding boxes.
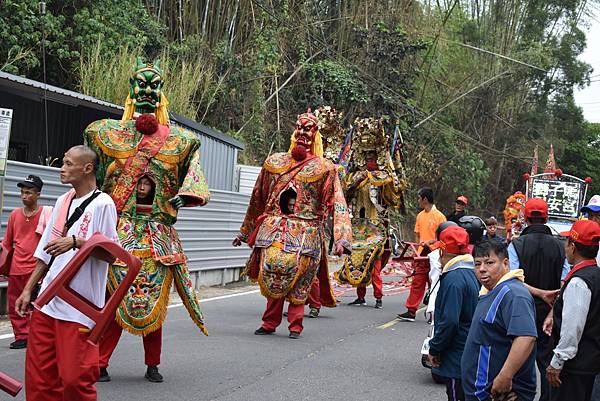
[0,287,444,401]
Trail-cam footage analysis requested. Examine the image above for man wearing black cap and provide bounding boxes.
[1,175,52,349]
[508,198,566,401]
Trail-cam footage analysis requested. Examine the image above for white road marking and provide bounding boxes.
[167,289,260,309]
[0,289,262,341]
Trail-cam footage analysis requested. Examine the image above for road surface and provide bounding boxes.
[0,285,444,401]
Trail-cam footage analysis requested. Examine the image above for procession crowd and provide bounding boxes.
[1,57,600,401]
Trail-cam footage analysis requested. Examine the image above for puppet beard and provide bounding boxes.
[291,145,308,161]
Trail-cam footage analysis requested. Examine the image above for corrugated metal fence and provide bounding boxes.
[0,160,252,289]
[235,165,261,195]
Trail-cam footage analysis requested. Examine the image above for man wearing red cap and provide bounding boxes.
[507,198,567,401]
[581,195,600,267]
[447,195,468,224]
[546,220,600,401]
[427,226,480,401]
[233,110,352,339]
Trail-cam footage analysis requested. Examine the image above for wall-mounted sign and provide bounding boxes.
[0,108,13,177]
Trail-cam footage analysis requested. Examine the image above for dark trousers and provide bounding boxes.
[445,378,465,401]
[550,371,595,401]
[591,374,600,401]
[536,332,553,401]
[536,312,553,401]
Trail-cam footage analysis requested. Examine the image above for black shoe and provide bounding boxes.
[9,339,27,349]
[309,307,319,318]
[98,367,111,382]
[145,366,163,383]
[288,331,301,339]
[374,299,383,309]
[254,327,275,335]
[348,298,366,306]
[397,311,416,322]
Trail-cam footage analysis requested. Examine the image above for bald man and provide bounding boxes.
[15,145,118,401]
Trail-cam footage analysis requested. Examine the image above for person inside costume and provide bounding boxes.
[232,109,352,339]
[84,57,211,383]
[334,117,402,309]
[136,176,155,205]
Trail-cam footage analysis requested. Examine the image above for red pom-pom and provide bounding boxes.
[522,173,531,181]
[554,169,563,177]
[291,145,308,161]
[585,176,593,183]
[366,161,378,171]
[135,113,159,135]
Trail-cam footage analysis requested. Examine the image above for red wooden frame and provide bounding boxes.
[33,232,141,345]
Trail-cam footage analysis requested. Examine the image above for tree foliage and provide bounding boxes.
[1,0,597,221]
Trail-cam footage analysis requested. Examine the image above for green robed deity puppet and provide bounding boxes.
[84,58,210,382]
[334,117,403,308]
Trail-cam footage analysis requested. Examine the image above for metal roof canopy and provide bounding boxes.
[0,71,244,150]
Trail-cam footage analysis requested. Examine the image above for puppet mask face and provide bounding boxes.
[294,113,318,149]
[129,57,164,114]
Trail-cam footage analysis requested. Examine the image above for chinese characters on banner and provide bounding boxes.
[531,178,582,218]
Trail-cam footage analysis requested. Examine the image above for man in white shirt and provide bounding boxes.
[546,220,600,401]
[15,145,118,401]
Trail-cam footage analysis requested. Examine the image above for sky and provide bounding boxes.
[574,20,600,123]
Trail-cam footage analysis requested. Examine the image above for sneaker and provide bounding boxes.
[374,299,383,309]
[309,307,320,318]
[254,327,275,335]
[98,367,111,382]
[145,366,163,383]
[397,311,416,322]
[348,298,366,306]
[288,331,301,339]
[9,339,27,349]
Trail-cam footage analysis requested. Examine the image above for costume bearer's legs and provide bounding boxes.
[261,298,304,334]
[261,298,285,331]
[308,277,321,309]
[356,258,383,300]
[371,258,383,299]
[100,319,162,368]
[143,327,162,366]
[99,319,123,369]
[286,303,304,333]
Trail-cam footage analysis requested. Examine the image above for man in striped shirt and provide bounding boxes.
[462,240,537,401]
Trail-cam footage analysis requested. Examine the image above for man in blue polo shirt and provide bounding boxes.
[462,240,538,401]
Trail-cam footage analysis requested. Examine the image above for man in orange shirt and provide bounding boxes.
[398,187,446,321]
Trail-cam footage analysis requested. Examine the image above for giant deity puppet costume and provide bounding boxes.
[334,117,402,308]
[233,110,352,338]
[84,58,210,382]
[303,106,350,318]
